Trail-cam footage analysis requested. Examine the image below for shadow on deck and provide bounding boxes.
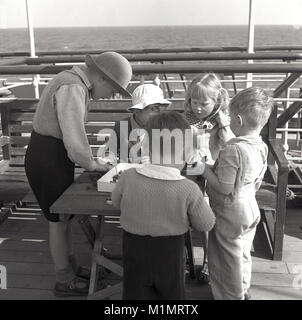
[0,204,302,300]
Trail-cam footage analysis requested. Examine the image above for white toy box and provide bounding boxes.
[97,163,143,192]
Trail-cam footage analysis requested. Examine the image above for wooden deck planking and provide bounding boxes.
[249,286,302,300]
[0,205,302,300]
[2,261,54,275]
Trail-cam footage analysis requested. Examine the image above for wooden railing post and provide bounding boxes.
[267,103,278,166]
[0,102,11,160]
[277,98,302,128]
[273,165,289,260]
[273,73,301,98]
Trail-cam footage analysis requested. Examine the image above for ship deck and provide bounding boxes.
[0,202,301,300]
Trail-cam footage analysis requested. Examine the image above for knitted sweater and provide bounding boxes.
[111,165,215,236]
[33,66,97,171]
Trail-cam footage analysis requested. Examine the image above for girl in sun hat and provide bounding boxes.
[25,51,132,297]
[100,83,171,164]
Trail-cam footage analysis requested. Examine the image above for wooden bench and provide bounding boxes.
[0,98,289,262]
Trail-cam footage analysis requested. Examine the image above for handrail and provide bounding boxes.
[2,45,302,57]
[277,99,302,128]
[273,73,301,98]
[0,58,28,66]
[2,63,302,75]
[2,52,302,65]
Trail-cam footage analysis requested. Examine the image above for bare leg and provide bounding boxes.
[198,232,210,284]
[49,220,90,297]
[66,218,81,274]
[201,232,208,264]
[67,217,91,280]
[49,220,74,283]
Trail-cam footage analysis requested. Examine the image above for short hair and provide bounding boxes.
[229,87,274,130]
[145,111,190,163]
[184,73,229,114]
[145,110,190,133]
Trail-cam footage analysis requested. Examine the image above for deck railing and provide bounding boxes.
[2,44,302,57]
[1,48,302,163]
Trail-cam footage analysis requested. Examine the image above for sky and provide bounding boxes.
[1,0,302,28]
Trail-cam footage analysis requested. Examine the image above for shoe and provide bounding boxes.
[54,276,90,297]
[244,291,252,300]
[76,266,91,281]
[76,265,111,286]
[102,247,122,260]
[197,262,210,285]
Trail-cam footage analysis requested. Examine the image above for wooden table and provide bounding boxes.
[50,171,123,300]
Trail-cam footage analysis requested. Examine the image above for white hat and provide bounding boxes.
[128,84,171,110]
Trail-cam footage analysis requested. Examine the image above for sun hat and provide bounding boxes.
[128,84,171,110]
[85,52,132,97]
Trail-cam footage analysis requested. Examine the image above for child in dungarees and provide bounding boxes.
[111,111,215,300]
[201,87,274,300]
[183,73,234,284]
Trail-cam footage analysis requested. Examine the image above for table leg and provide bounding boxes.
[88,216,103,295]
[87,216,123,300]
[77,216,96,248]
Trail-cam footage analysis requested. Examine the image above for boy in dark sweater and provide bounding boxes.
[112,111,215,300]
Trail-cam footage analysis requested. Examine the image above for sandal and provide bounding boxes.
[197,262,210,285]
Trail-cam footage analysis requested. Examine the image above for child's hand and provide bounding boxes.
[216,110,230,128]
[0,136,10,147]
[186,162,205,176]
[95,160,113,172]
[140,156,151,164]
[97,151,117,166]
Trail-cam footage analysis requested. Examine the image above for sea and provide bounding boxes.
[1,25,302,53]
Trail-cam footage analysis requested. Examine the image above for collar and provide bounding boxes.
[71,66,93,91]
[184,111,217,130]
[136,164,185,181]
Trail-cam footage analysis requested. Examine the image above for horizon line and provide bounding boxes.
[1,24,300,30]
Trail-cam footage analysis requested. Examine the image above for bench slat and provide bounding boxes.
[8,135,111,146]
[9,112,131,122]
[9,124,116,134]
[10,146,105,157]
[3,98,184,111]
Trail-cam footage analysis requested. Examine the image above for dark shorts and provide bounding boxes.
[25,131,75,222]
[122,230,186,300]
